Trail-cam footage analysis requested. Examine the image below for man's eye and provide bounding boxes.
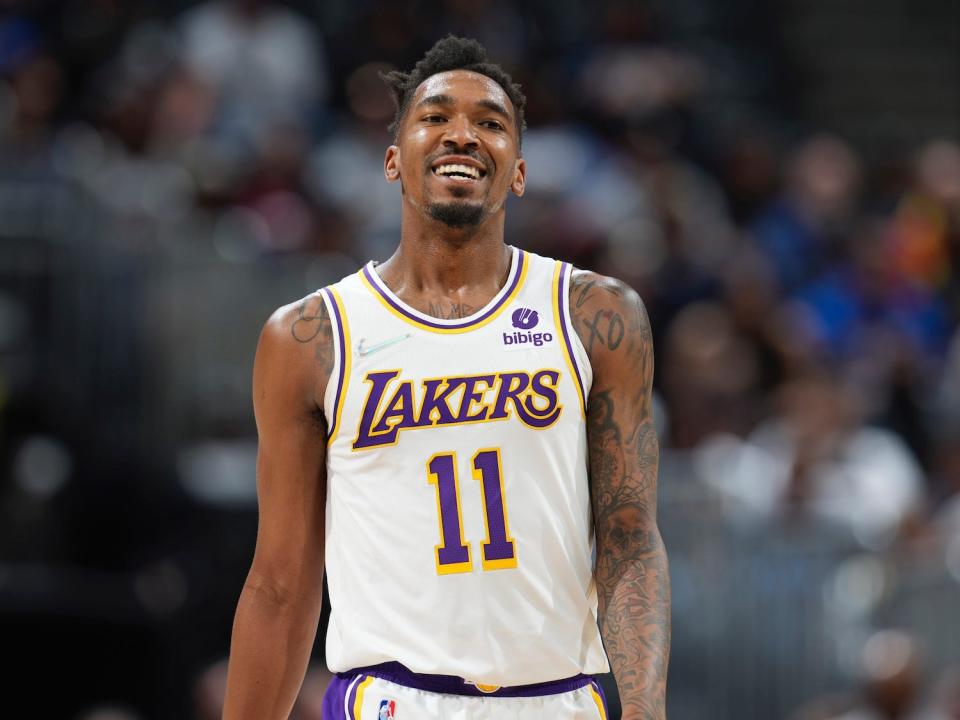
[424,115,446,122]
[482,120,504,130]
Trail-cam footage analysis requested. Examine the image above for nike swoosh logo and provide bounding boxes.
[357,333,411,357]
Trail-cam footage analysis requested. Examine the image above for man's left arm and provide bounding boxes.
[570,270,670,720]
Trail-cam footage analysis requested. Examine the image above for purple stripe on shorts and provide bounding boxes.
[592,678,611,717]
[320,672,356,720]
[336,661,595,698]
[557,262,587,411]
[346,674,365,719]
[362,249,525,330]
[321,287,347,438]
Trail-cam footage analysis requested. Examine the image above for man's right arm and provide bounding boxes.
[222,293,334,720]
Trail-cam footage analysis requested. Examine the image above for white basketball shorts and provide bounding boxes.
[321,661,609,719]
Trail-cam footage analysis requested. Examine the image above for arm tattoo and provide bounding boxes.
[584,309,625,354]
[575,279,597,308]
[292,294,329,344]
[572,271,670,719]
[290,293,334,418]
[588,392,669,719]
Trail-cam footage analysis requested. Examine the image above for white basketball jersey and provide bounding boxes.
[318,246,609,686]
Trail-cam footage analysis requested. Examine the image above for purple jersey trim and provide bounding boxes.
[558,262,587,412]
[322,287,347,440]
[361,248,526,330]
[333,661,595,698]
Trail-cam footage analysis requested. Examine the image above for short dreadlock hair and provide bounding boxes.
[381,35,527,144]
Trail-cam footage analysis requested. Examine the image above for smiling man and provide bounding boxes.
[222,36,670,720]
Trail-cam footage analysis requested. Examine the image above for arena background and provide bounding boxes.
[2,0,960,718]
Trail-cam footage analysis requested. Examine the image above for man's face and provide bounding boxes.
[384,69,525,229]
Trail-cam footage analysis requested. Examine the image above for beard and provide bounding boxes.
[426,200,484,229]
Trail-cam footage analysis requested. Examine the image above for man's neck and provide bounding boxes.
[378,212,512,299]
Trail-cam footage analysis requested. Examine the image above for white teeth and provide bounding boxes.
[434,163,481,179]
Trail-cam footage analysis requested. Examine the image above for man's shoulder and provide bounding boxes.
[568,269,638,309]
[263,291,332,346]
[565,269,651,368]
[254,290,335,405]
[257,291,336,397]
[567,269,646,332]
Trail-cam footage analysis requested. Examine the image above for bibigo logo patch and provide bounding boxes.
[512,307,539,329]
[504,307,553,348]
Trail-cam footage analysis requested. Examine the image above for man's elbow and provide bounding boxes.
[241,567,319,610]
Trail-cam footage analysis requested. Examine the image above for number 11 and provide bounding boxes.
[426,448,517,575]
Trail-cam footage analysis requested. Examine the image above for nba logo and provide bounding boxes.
[378,699,396,719]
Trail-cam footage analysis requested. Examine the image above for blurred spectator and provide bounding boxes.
[662,301,762,446]
[720,248,793,391]
[889,141,960,300]
[792,630,926,720]
[936,330,960,430]
[304,61,401,260]
[835,630,924,720]
[720,125,781,223]
[697,371,925,547]
[572,30,736,318]
[918,667,960,720]
[932,431,960,535]
[795,218,950,364]
[148,65,217,163]
[621,121,736,307]
[752,135,863,294]
[177,0,328,152]
[2,52,63,153]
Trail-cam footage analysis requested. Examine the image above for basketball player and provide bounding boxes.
[223,36,670,719]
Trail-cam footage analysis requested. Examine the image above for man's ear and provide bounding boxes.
[511,156,526,197]
[384,145,401,182]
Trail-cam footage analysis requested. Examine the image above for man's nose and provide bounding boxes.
[441,115,479,148]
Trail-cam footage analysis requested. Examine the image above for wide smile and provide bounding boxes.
[429,158,488,186]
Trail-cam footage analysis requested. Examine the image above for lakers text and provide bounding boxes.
[353,369,563,449]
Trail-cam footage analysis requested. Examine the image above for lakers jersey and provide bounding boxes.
[317,246,609,686]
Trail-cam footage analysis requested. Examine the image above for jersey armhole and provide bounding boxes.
[552,261,593,417]
[319,286,351,445]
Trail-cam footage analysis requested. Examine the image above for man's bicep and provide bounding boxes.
[247,301,332,596]
[572,273,659,533]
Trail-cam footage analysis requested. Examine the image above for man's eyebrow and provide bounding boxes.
[415,94,512,119]
[476,98,510,118]
[415,94,455,108]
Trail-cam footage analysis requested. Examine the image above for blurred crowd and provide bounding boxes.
[1,0,959,718]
